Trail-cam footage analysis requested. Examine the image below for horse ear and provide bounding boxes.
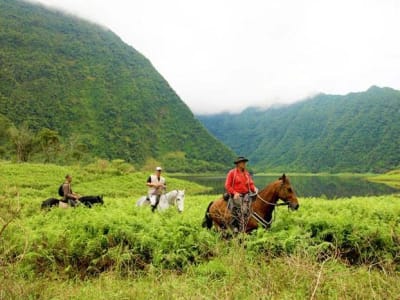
[280,174,286,182]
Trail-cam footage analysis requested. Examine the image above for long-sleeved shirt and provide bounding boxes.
[62,182,75,201]
[225,168,256,195]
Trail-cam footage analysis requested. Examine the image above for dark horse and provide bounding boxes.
[202,174,299,233]
[41,198,60,209]
[79,195,104,208]
[41,195,104,209]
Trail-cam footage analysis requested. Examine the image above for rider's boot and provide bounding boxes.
[231,207,240,233]
[151,195,161,212]
[68,199,78,207]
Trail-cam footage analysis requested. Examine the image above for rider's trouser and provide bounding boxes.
[62,198,78,207]
[149,194,161,209]
[231,196,242,229]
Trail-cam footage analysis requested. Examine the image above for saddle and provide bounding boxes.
[223,192,230,201]
[225,193,256,232]
[225,193,256,223]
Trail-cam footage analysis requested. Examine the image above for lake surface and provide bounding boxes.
[172,174,400,199]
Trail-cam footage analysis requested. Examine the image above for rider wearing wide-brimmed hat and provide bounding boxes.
[224,156,257,232]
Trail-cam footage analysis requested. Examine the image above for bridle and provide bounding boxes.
[255,181,290,207]
[251,182,290,229]
[172,190,184,210]
[256,193,289,206]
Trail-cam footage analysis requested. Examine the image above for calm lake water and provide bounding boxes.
[172,174,400,199]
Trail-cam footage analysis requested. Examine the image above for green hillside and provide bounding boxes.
[198,86,400,173]
[0,0,235,171]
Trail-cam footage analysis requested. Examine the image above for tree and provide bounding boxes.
[0,114,12,157]
[36,128,60,163]
[7,123,36,162]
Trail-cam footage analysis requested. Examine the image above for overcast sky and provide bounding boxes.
[29,0,400,114]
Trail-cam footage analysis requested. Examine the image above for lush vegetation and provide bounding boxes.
[198,86,400,173]
[1,161,400,299]
[0,0,235,171]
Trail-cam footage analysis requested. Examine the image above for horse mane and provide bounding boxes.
[258,174,288,195]
[258,177,280,196]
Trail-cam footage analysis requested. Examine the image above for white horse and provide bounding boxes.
[136,190,185,212]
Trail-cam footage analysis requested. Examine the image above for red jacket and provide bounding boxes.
[225,168,256,195]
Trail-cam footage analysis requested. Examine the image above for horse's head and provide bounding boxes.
[277,174,299,210]
[176,190,185,213]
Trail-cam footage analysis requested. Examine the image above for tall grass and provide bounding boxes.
[1,161,400,299]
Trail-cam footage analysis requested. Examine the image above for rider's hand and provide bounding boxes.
[233,192,240,200]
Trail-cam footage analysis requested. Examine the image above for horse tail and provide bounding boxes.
[202,201,214,229]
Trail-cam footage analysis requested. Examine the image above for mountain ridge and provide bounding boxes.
[197,86,400,173]
[0,0,236,171]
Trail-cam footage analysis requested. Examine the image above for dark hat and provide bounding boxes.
[234,156,249,164]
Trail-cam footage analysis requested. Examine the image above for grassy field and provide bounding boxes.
[369,169,400,189]
[1,161,400,299]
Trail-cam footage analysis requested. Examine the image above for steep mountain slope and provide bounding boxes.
[198,86,400,173]
[0,0,235,170]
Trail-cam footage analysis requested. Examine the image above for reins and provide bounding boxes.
[256,193,289,206]
[255,180,289,206]
[170,190,184,206]
[251,210,274,228]
[250,194,285,229]
[251,183,289,229]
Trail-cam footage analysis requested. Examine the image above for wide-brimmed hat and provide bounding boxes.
[234,156,249,164]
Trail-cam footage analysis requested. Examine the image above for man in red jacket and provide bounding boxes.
[225,156,257,232]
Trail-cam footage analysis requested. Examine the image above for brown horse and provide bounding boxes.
[202,174,299,233]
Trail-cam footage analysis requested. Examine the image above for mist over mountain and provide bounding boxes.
[0,0,235,171]
[197,86,400,173]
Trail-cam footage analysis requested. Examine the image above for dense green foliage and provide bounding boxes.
[198,86,400,173]
[1,161,400,298]
[0,0,235,171]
